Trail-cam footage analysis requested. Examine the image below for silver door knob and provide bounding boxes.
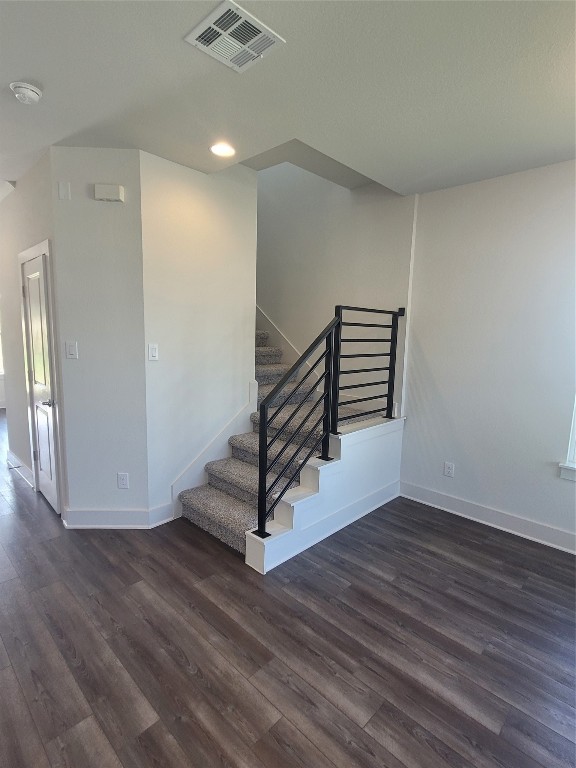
[41,399,54,407]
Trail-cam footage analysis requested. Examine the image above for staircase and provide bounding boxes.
[179,331,307,554]
[179,306,406,571]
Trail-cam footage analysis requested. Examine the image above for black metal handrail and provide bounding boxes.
[254,305,405,539]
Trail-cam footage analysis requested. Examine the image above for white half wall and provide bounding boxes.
[246,418,404,573]
[402,160,576,551]
[140,153,257,511]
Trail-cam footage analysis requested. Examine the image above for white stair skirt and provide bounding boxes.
[245,417,404,573]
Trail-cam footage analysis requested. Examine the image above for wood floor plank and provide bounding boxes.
[125,552,274,677]
[198,573,384,728]
[0,633,10,669]
[79,582,271,768]
[283,577,510,734]
[45,716,123,768]
[32,580,158,752]
[364,698,477,768]
[0,509,36,547]
[253,716,339,768]
[72,530,143,587]
[116,721,194,768]
[217,563,371,675]
[2,536,61,591]
[123,579,282,745]
[0,579,92,742]
[0,666,51,768]
[0,540,17,583]
[40,535,132,598]
[337,578,576,739]
[500,710,576,768]
[483,638,575,690]
[251,658,406,768]
[0,492,15,516]
[355,658,546,768]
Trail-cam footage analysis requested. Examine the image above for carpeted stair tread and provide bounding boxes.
[255,346,283,365]
[205,457,275,505]
[255,363,297,385]
[251,400,372,441]
[179,485,256,554]
[206,456,296,506]
[229,431,308,474]
[255,330,269,347]
[257,380,315,406]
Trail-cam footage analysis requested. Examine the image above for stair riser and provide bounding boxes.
[255,350,283,365]
[255,370,296,386]
[230,444,302,483]
[251,416,325,452]
[257,387,311,406]
[255,331,269,348]
[181,505,246,553]
[208,473,258,506]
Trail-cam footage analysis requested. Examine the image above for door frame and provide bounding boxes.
[19,239,64,515]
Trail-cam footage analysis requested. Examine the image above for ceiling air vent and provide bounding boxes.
[185,1,285,73]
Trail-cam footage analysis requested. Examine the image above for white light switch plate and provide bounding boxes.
[65,341,78,359]
[148,343,159,361]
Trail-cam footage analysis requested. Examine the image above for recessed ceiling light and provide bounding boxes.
[210,142,236,158]
[10,82,42,105]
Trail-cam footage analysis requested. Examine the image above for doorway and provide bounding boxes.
[19,240,61,513]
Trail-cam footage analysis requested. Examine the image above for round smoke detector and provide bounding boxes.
[10,82,42,105]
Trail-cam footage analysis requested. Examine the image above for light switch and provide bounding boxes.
[65,341,78,359]
[148,343,159,361]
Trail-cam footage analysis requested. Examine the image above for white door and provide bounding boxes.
[22,251,59,511]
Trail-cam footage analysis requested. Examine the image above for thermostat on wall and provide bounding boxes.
[94,184,125,202]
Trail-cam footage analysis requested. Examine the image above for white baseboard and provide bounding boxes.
[6,449,34,488]
[149,501,177,528]
[400,482,576,554]
[63,501,178,529]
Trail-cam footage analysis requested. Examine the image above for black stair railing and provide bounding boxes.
[254,305,405,539]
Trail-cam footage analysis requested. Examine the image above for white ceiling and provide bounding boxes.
[0,1,573,194]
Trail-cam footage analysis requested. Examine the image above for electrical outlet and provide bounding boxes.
[117,472,129,489]
[443,462,455,478]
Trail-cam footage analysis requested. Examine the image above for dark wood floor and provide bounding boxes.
[0,411,574,768]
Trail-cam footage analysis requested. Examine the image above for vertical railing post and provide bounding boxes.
[256,402,270,538]
[320,328,333,460]
[330,306,342,434]
[385,307,404,418]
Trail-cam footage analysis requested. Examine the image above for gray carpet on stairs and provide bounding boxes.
[179,328,371,555]
[178,485,257,553]
[180,328,301,555]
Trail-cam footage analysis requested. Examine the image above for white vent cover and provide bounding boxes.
[185,1,285,72]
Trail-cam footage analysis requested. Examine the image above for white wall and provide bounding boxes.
[140,153,257,511]
[0,152,53,468]
[50,147,149,513]
[0,318,5,409]
[257,164,415,354]
[402,160,575,549]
